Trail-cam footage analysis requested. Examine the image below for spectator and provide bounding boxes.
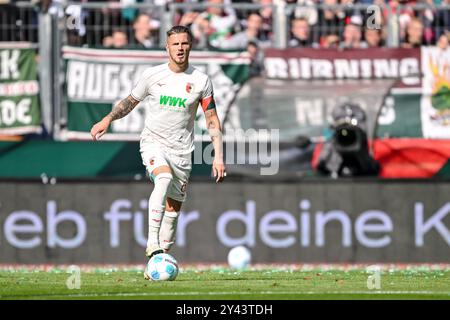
[385,0,416,41]
[364,28,384,47]
[257,0,274,41]
[436,31,449,50]
[321,33,340,48]
[418,0,437,44]
[131,13,157,48]
[178,11,200,28]
[113,30,128,48]
[103,29,128,48]
[103,36,114,47]
[288,0,318,26]
[340,16,368,49]
[218,12,270,49]
[340,0,362,24]
[315,0,346,40]
[191,0,237,48]
[434,0,450,41]
[289,17,318,47]
[247,40,264,78]
[401,17,424,48]
[121,0,139,23]
[173,0,204,27]
[232,0,255,21]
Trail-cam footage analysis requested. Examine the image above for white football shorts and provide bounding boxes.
[140,137,192,202]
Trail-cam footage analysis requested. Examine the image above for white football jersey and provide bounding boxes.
[131,63,215,155]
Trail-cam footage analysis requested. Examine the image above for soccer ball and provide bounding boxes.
[227,246,251,270]
[145,253,179,281]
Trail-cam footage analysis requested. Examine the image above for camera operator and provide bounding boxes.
[316,102,380,178]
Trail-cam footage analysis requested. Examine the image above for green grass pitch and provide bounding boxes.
[0,265,449,300]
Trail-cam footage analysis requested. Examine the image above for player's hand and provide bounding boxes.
[213,158,226,183]
[90,117,111,141]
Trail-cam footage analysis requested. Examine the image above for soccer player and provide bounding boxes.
[90,25,226,277]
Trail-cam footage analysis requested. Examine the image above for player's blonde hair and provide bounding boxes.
[166,25,193,43]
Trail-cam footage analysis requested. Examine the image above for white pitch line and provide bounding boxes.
[2,290,449,299]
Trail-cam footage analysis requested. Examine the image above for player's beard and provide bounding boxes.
[176,55,186,65]
[173,50,189,66]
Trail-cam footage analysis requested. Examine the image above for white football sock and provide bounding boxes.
[159,210,179,251]
[147,172,172,248]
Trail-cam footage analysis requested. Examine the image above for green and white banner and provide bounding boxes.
[381,46,450,139]
[0,43,41,135]
[61,46,250,140]
[420,46,450,138]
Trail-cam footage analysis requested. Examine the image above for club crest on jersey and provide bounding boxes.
[186,83,194,93]
[181,181,187,193]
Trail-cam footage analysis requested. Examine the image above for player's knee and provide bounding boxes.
[154,172,173,189]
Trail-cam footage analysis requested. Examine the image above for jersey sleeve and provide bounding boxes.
[200,76,216,112]
[130,69,151,101]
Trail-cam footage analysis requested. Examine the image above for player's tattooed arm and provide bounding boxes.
[205,108,226,182]
[205,109,223,150]
[90,95,139,141]
[106,95,140,121]
[205,108,221,138]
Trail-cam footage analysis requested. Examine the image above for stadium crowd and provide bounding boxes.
[0,0,449,50]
